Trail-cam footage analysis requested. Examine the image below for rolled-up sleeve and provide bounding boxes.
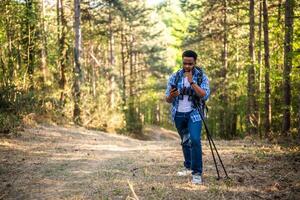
[200,73,210,101]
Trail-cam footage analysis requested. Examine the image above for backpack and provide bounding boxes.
[173,66,208,116]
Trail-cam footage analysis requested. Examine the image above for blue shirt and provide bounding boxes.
[165,68,210,122]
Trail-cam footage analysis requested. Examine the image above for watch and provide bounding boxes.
[190,81,195,85]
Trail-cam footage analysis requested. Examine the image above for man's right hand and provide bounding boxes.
[166,88,179,103]
[170,88,179,98]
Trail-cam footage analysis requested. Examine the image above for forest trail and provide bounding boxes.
[0,125,299,200]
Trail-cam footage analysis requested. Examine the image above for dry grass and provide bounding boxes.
[0,125,299,200]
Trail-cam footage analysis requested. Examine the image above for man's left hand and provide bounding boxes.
[185,71,193,84]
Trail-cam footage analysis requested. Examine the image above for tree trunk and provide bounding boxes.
[263,0,271,137]
[121,28,126,105]
[231,102,238,137]
[5,20,13,86]
[129,27,133,98]
[108,5,115,108]
[26,0,35,90]
[73,0,82,124]
[247,0,258,135]
[58,0,67,107]
[88,21,96,98]
[257,0,262,137]
[128,29,134,126]
[220,0,228,138]
[40,0,48,85]
[277,0,282,24]
[282,0,294,135]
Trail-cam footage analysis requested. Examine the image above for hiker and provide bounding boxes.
[165,50,210,184]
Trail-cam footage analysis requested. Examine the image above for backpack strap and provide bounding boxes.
[194,66,203,86]
[193,66,209,115]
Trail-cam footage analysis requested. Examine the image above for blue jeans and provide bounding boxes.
[174,111,203,175]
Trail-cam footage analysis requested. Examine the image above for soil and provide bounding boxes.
[0,125,299,199]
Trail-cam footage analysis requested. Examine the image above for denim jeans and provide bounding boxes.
[174,111,203,175]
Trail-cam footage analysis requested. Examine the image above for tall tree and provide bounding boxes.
[4,1,15,86]
[257,0,263,137]
[107,1,116,108]
[120,23,127,106]
[58,0,68,106]
[40,0,48,84]
[220,0,228,137]
[282,0,295,134]
[247,0,258,135]
[73,0,82,124]
[263,0,271,136]
[25,0,37,90]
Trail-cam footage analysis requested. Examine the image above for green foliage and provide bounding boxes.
[0,86,51,132]
[0,112,20,133]
[124,112,143,134]
[0,86,37,114]
[0,0,298,139]
[163,0,300,138]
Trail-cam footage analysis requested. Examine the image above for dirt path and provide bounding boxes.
[0,125,299,199]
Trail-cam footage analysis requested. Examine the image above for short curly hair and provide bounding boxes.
[182,50,197,60]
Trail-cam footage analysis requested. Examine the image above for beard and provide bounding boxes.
[184,67,193,72]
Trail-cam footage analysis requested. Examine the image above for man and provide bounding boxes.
[165,50,210,184]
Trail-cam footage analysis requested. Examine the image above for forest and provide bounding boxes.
[0,0,300,199]
[0,0,299,138]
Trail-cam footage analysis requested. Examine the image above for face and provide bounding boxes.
[182,57,196,72]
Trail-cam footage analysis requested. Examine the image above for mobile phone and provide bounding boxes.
[171,84,177,90]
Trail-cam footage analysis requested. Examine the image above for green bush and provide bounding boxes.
[0,113,20,133]
[124,103,143,134]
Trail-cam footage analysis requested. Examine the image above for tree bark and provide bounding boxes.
[41,0,48,85]
[257,0,262,137]
[129,26,133,98]
[73,0,82,124]
[121,27,126,105]
[220,0,228,138]
[58,0,67,107]
[108,4,115,108]
[5,18,13,85]
[25,0,35,90]
[263,0,271,136]
[277,0,282,24]
[282,0,294,135]
[247,0,258,135]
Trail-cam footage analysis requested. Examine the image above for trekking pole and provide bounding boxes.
[197,105,229,179]
[206,129,220,179]
[198,106,220,179]
[206,126,229,179]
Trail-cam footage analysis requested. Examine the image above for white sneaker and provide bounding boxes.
[177,168,192,176]
[191,174,203,184]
